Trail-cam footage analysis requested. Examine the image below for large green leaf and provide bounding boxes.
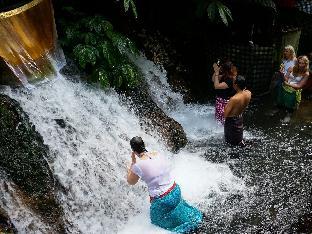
[98,41,121,67]
[207,1,232,26]
[82,16,114,34]
[84,32,100,46]
[123,0,138,18]
[65,24,81,42]
[120,63,140,88]
[106,31,139,55]
[91,68,110,88]
[73,44,99,69]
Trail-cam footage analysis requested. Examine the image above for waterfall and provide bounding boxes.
[2,55,246,233]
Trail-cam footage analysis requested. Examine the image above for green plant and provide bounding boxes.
[123,0,138,18]
[195,0,276,26]
[59,13,141,90]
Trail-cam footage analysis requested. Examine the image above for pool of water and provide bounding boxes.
[193,95,312,233]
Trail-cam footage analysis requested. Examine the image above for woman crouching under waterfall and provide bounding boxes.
[127,136,203,233]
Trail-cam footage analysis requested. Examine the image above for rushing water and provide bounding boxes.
[1,54,311,233]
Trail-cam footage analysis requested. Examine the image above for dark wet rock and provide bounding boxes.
[130,29,195,102]
[0,208,17,234]
[0,94,65,232]
[0,59,21,87]
[124,85,187,152]
[55,118,66,128]
[59,57,83,80]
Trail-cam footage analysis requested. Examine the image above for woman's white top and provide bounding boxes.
[282,59,295,75]
[131,152,174,197]
[288,73,304,85]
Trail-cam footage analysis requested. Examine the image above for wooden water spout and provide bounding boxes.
[0,0,57,84]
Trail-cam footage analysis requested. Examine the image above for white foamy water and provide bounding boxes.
[2,55,247,233]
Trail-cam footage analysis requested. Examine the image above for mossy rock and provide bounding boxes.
[0,94,64,231]
[124,85,187,152]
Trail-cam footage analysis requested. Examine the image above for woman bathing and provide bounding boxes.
[127,136,203,233]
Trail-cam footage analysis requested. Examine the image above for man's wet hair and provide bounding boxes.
[234,75,247,90]
[130,136,147,154]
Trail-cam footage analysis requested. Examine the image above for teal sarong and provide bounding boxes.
[150,184,203,233]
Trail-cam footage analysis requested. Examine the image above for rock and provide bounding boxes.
[0,59,21,86]
[0,94,65,232]
[124,85,187,152]
[0,208,17,234]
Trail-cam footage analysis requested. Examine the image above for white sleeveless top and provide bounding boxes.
[288,73,304,85]
[282,59,295,76]
[131,152,174,197]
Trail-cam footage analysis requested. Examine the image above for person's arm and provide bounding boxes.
[212,63,220,82]
[127,152,139,185]
[285,74,309,90]
[214,76,229,89]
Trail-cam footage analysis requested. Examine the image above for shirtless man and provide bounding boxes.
[224,75,251,146]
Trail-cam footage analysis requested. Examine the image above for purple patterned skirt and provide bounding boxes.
[215,96,229,125]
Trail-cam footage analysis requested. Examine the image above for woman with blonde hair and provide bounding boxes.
[277,55,309,113]
[271,45,297,91]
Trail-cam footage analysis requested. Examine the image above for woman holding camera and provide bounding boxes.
[212,61,237,124]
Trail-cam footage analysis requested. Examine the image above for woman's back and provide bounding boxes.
[132,152,174,197]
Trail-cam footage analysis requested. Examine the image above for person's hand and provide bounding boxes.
[213,63,220,73]
[131,152,136,164]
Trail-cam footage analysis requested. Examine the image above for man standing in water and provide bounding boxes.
[224,75,251,146]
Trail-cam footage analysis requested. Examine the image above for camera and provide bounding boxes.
[216,59,221,66]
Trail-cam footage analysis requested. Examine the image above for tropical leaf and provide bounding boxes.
[123,0,138,18]
[65,24,81,42]
[83,16,114,34]
[98,41,120,67]
[84,32,100,46]
[130,0,138,18]
[217,3,232,26]
[106,31,139,55]
[73,44,99,69]
[120,63,140,88]
[207,1,218,21]
[91,67,110,88]
[124,0,130,12]
[207,1,232,26]
[112,68,123,88]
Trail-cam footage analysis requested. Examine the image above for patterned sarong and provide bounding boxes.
[215,96,229,125]
[224,116,243,146]
[150,184,202,233]
[277,84,302,110]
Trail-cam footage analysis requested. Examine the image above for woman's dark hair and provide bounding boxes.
[220,61,237,80]
[234,75,247,90]
[130,136,147,154]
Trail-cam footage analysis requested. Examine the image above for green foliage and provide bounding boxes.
[123,0,138,18]
[92,67,110,88]
[58,11,141,90]
[73,44,99,69]
[196,0,276,26]
[195,0,232,26]
[207,1,232,26]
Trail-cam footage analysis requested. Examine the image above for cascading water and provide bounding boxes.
[1,54,246,233]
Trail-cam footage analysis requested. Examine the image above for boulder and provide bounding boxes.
[0,94,64,232]
[125,85,187,152]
